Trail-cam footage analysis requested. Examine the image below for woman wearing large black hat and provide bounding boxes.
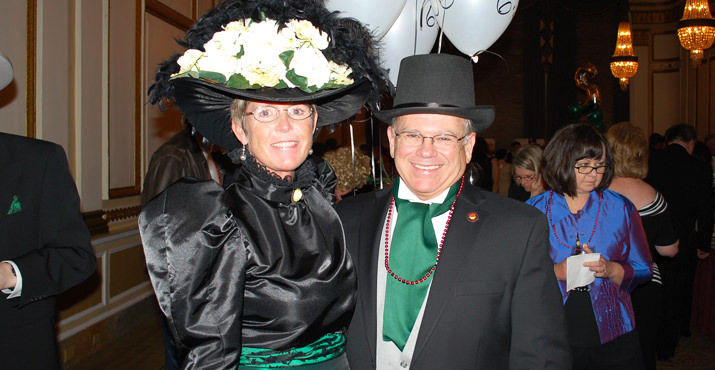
[139,1,387,369]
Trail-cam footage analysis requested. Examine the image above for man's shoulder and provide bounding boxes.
[0,132,61,155]
[336,187,391,212]
[462,184,543,217]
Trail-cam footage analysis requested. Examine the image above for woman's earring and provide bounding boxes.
[308,148,314,155]
[239,146,247,161]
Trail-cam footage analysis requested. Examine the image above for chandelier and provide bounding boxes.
[610,21,638,91]
[677,0,715,67]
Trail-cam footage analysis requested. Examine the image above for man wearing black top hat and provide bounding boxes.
[336,54,570,369]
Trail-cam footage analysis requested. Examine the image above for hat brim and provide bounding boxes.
[171,77,370,149]
[373,105,496,134]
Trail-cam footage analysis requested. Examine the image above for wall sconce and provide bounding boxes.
[610,21,638,91]
[677,0,715,67]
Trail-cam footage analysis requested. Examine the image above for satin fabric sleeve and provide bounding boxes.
[139,179,247,370]
[617,198,653,294]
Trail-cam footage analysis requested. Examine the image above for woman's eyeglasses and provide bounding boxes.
[574,165,608,174]
[513,174,536,182]
[247,105,314,122]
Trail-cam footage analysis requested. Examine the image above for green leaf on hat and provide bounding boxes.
[285,69,308,89]
[273,80,288,89]
[170,71,199,80]
[279,50,294,69]
[198,71,226,84]
[227,73,258,89]
[235,45,244,59]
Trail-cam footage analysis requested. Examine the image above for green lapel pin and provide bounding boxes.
[7,195,21,214]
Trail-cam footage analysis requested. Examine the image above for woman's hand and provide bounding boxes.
[582,244,624,286]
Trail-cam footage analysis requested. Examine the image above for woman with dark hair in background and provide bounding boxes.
[527,123,652,369]
[607,122,678,370]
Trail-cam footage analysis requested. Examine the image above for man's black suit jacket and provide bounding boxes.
[0,133,97,369]
[646,143,713,254]
[336,183,570,369]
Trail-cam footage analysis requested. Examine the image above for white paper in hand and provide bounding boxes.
[566,253,601,291]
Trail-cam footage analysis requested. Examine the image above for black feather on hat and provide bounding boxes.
[149,0,389,150]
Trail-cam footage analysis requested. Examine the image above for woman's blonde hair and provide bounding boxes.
[230,99,249,131]
[606,121,648,179]
[512,144,543,176]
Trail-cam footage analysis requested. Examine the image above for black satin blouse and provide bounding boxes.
[139,155,356,369]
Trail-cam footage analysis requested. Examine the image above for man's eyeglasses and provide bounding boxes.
[513,174,536,182]
[246,105,314,122]
[574,165,608,174]
[394,131,467,147]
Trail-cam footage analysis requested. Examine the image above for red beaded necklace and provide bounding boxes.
[546,190,602,252]
[384,179,464,285]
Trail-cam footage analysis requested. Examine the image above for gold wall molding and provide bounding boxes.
[146,0,193,30]
[26,0,36,137]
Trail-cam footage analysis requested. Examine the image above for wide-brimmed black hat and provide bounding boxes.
[149,0,388,150]
[374,54,495,133]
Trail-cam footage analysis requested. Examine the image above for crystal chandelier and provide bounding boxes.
[610,21,638,91]
[677,0,715,67]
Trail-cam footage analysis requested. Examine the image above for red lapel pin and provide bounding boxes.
[467,212,479,222]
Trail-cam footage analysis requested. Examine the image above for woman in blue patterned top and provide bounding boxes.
[527,123,653,369]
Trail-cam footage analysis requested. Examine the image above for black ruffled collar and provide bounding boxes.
[225,148,319,204]
[226,148,316,189]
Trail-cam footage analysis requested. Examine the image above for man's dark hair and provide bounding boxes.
[665,123,697,143]
[541,123,614,196]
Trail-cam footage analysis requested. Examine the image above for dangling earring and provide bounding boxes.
[239,146,247,161]
[308,148,314,155]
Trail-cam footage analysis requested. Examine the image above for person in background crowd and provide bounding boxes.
[606,122,678,370]
[337,53,570,369]
[0,52,97,370]
[507,140,522,163]
[528,122,652,370]
[469,137,498,192]
[495,148,513,197]
[139,0,388,368]
[512,144,546,199]
[645,123,713,359]
[649,133,667,151]
[691,138,715,341]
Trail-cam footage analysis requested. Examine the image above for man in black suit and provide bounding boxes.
[646,123,713,359]
[0,53,97,369]
[336,54,570,369]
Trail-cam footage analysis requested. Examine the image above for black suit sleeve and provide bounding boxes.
[12,143,96,307]
[509,213,571,369]
[695,163,714,253]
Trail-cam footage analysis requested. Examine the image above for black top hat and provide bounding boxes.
[149,0,388,150]
[374,54,495,133]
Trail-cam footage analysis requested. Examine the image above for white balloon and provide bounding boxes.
[326,0,407,40]
[380,0,440,86]
[433,0,519,60]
